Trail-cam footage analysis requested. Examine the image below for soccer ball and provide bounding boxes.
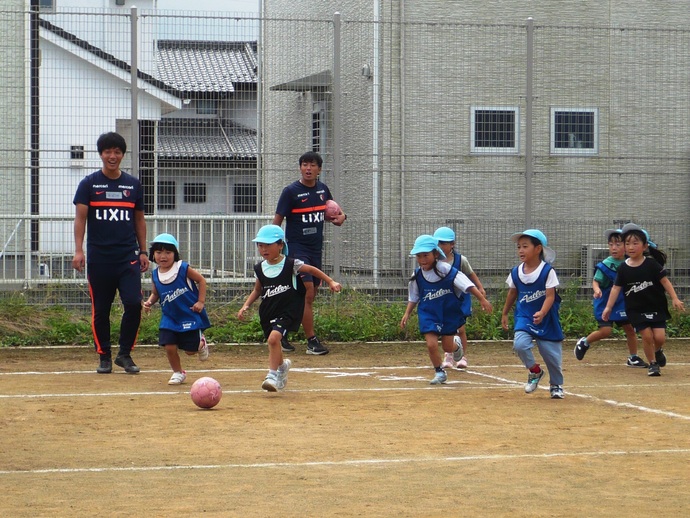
[324,199,342,221]
[190,377,222,409]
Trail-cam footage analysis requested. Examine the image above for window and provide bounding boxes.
[39,0,55,11]
[471,107,519,153]
[70,145,84,160]
[158,181,176,210]
[233,183,257,213]
[312,102,326,154]
[183,182,207,204]
[551,108,598,155]
[196,100,218,115]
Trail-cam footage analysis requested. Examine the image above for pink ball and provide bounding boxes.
[325,199,342,221]
[190,377,222,409]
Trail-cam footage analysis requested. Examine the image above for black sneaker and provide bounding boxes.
[114,355,140,374]
[306,337,329,356]
[97,356,112,374]
[626,355,649,368]
[281,336,295,353]
[574,337,589,361]
[648,362,661,377]
[655,349,667,367]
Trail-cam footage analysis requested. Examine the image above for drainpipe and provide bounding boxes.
[130,7,139,177]
[372,0,380,285]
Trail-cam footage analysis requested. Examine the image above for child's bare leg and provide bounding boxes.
[458,325,468,354]
[586,325,612,345]
[639,328,655,364]
[425,333,441,367]
[267,330,284,371]
[441,334,455,354]
[622,324,639,355]
[165,344,182,372]
[651,327,666,352]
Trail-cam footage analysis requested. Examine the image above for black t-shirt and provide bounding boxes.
[614,257,670,324]
[73,170,144,264]
[274,180,333,255]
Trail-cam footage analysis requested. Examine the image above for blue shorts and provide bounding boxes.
[159,328,204,352]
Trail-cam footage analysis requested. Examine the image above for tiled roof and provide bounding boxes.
[156,40,257,93]
[157,119,256,159]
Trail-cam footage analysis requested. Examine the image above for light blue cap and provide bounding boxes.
[433,227,455,242]
[620,223,657,249]
[410,234,446,259]
[253,224,288,254]
[511,229,556,263]
[604,228,622,242]
[151,233,179,250]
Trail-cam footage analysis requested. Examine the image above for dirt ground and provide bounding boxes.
[1,339,689,517]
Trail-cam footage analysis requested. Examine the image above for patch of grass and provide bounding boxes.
[1,287,689,347]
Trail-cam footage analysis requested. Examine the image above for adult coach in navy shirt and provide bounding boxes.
[273,152,346,355]
[72,132,149,374]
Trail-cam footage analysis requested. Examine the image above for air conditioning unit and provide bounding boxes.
[580,244,609,286]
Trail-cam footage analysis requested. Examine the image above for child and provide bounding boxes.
[575,229,645,367]
[400,235,492,385]
[602,223,685,376]
[433,226,486,369]
[143,233,211,385]
[501,229,564,399]
[237,224,342,392]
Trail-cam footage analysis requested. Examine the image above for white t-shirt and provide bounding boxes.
[505,261,559,289]
[408,260,476,303]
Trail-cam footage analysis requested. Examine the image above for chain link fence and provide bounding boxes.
[0,4,688,304]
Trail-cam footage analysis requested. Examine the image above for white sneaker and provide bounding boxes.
[441,352,455,369]
[198,334,209,361]
[168,370,186,385]
[524,369,544,393]
[453,336,464,363]
[457,356,468,369]
[262,372,278,392]
[276,359,292,390]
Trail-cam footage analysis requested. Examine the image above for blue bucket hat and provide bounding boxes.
[620,223,657,249]
[410,234,446,259]
[253,224,288,254]
[151,233,179,250]
[433,227,456,242]
[511,229,556,264]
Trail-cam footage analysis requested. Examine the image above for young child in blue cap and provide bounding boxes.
[400,234,492,385]
[501,229,564,399]
[238,225,342,391]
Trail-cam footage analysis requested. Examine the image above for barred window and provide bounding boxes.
[551,108,598,155]
[233,183,257,213]
[183,182,207,204]
[157,181,176,211]
[471,107,519,153]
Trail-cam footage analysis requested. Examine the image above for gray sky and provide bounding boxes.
[156,0,259,13]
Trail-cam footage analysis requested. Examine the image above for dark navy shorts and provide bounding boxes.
[289,250,322,287]
[159,328,204,352]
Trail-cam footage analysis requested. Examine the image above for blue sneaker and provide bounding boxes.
[430,370,447,385]
[524,369,544,393]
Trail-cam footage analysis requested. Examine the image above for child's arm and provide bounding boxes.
[400,301,417,329]
[592,279,602,299]
[467,285,492,313]
[532,287,556,325]
[186,266,208,313]
[143,283,159,313]
[237,279,263,320]
[469,272,486,297]
[602,285,622,321]
[298,264,342,292]
[660,277,686,312]
[501,287,518,330]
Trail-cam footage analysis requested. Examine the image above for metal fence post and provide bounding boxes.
[130,6,139,178]
[525,17,534,227]
[332,12,342,279]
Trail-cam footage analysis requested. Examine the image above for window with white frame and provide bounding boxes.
[39,0,55,11]
[551,108,598,155]
[312,102,326,154]
[471,107,519,154]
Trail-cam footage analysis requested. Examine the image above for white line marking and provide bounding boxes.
[1,448,689,476]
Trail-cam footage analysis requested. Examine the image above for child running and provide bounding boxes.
[143,233,211,385]
[602,223,685,376]
[433,226,486,369]
[575,228,645,367]
[237,225,342,391]
[501,229,565,399]
[400,234,492,385]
